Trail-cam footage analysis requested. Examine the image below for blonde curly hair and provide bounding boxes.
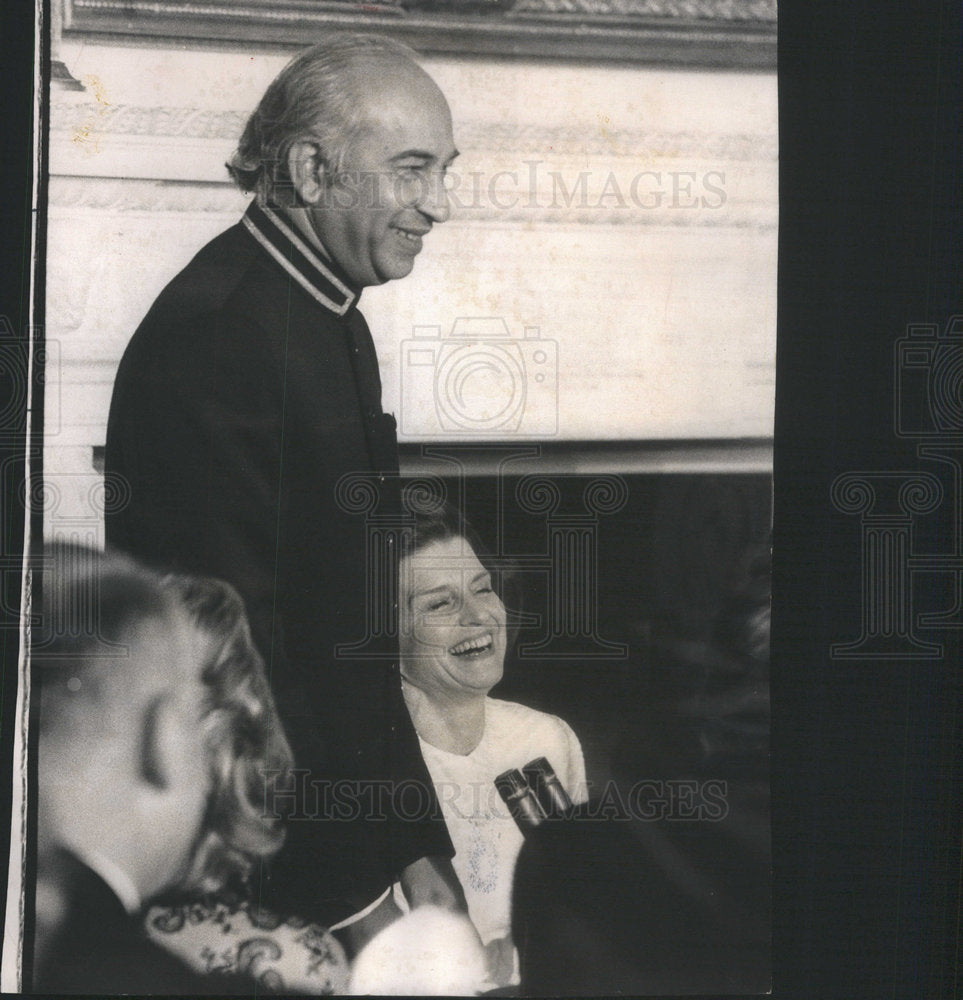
[165,574,294,894]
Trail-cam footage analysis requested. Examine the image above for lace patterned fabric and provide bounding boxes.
[145,897,349,994]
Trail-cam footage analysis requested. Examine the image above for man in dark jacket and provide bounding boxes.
[32,545,262,994]
[105,34,462,948]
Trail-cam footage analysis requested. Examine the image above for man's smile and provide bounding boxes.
[393,225,429,250]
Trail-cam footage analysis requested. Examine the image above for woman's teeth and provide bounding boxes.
[449,634,493,656]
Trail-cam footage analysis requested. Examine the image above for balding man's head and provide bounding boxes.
[38,544,197,726]
[37,546,210,900]
[37,545,294,906]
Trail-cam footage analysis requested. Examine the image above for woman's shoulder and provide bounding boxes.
[483,699,585,795]
[485,696,548,722]
[485,698,578,744]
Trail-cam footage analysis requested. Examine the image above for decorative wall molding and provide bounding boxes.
[510,0,774,17]
[68,0,778,20]
[48,177,244,214]
[456,123,778,160]
[398,438,774,476]
[51,104,249,141]
[64,0,776,67]
[47,175,776,229]
[48,96,777,228]
[51,102,778,162]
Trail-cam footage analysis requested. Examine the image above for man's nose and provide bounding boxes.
[417,170,451,224]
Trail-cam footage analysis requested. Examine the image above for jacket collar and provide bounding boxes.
[242,200,359,317]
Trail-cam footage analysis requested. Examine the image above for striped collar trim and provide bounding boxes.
[242,201,358,317]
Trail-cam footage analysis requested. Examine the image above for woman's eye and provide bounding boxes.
[427,598,450,611]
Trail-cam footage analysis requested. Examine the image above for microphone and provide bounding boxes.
[495,758,573,835]
[494,768,546,833]
[522,756,574,818]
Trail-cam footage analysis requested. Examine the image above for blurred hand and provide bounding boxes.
[399,854,469,913]
[332,890,403,959]
[349,906,487,995]
[483,934,516,989]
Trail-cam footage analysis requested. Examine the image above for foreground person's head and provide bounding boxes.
[36,545,211,904]
[36,546,292,907]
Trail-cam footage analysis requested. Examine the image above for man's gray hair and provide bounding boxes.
[227,33,422,205]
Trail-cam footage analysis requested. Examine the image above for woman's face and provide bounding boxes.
[399,536,507,699]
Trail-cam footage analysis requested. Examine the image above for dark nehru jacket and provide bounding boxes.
[105,202,452,923]
[33,849,254,995]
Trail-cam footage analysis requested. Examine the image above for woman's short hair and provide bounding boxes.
[164,574,294,895]
[227,33,421,204]
[405,499,476,556]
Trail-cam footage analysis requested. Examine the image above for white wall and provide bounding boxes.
[45,40,776,543]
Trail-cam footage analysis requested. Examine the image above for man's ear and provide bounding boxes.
[287,140,327,205]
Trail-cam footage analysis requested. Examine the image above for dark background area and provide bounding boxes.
[432,470,771,794]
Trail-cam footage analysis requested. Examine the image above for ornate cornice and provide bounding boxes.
[69,0,777,20]
[64,0,776,67]
[458,123,777,160]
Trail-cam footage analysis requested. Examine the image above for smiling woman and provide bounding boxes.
[402,539,505,706]
[398,505,587,991]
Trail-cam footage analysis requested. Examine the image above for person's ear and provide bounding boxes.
[287,140,327,205]
[138,693,181,790]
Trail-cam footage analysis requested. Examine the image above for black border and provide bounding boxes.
[773,0,962,996]
[0,0,37,991]
[3,0,962,995]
